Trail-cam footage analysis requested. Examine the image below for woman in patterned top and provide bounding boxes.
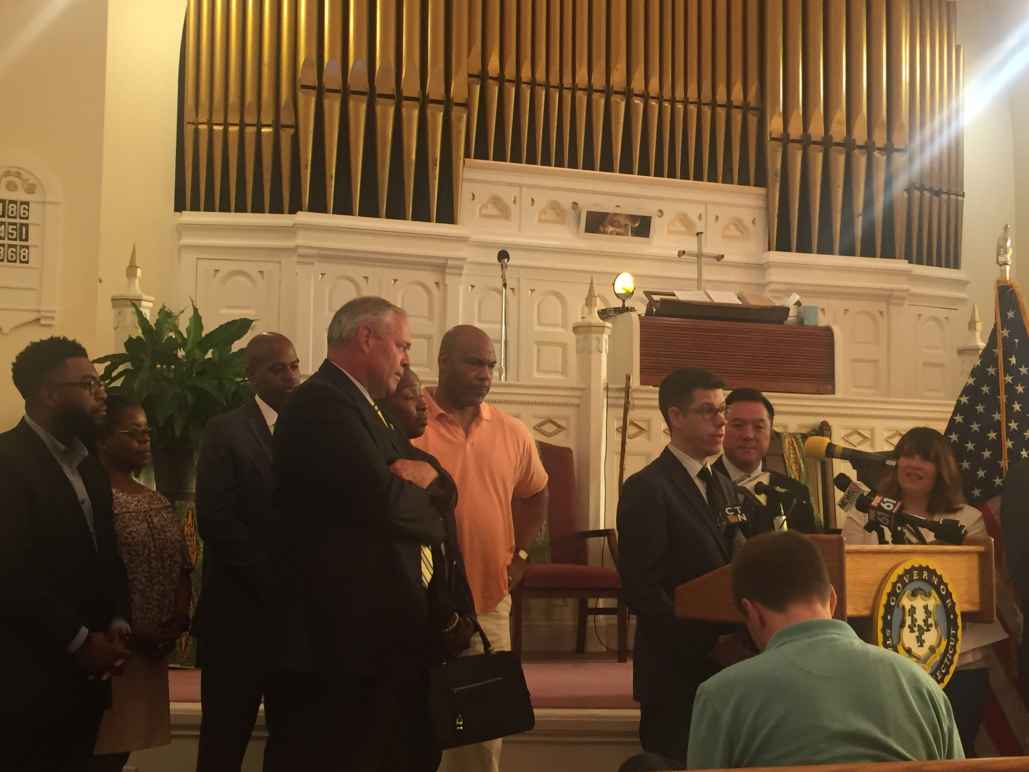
[89,395,192,772]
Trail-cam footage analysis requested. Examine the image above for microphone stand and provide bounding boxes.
[497,249,510,382]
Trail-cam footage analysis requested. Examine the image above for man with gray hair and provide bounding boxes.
[273,296,456,770]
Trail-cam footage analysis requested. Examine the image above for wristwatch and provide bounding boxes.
[515,548,530,562]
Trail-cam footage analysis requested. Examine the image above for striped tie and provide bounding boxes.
[372,399,433,587]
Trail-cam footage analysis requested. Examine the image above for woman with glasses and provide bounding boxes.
[89,394,193,772]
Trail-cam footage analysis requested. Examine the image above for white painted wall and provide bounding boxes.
[0,0,109,427]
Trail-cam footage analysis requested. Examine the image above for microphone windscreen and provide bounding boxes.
[804,436,831,459]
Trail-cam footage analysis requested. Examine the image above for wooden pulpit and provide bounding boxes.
[674,535,996,629]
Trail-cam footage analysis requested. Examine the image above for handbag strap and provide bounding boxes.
[473,619,494,655]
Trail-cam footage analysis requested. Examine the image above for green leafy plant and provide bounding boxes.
[95,303,255,450]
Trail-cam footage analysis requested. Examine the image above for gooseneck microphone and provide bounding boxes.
[804,436,895,466]
[497,249,510,264]
[754,480,797,531]
[832,474,966,545]
[497,249,510,382]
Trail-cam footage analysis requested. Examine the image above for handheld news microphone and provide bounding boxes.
[832,474,966,545]
[805,436,895,465]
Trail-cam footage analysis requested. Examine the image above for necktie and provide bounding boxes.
[372,399,433,587]
[698,466,746,556]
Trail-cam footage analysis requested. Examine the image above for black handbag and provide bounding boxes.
[428,623,535,749]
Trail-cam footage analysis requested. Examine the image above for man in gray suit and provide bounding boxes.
[194,333,301,772]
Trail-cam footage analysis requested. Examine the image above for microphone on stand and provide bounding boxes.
[497,249,510,382]
[804,436,895,466]
[832,474,966,545]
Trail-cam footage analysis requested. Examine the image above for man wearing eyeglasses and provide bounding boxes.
[617,367,752,767]
[0,337,132,772]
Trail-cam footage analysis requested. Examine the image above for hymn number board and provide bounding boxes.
[0,198,32,265]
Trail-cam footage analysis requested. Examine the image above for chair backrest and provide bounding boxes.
[765,420,837,529]
[535,441,586,565]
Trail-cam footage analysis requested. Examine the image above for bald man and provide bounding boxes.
[195,333,301,772]
[413,325,549,772]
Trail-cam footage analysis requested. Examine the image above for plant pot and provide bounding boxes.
[151,442,199,504]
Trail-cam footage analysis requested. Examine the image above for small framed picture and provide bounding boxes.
[580,208,654,241]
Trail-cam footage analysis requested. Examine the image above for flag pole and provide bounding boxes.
[996,225,1015,473]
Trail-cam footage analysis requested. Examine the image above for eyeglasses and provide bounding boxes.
[116,428,152,442]
[52,377,104,394]
[687,403,728,421]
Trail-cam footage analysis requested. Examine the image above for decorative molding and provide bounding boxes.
[533,418,568,438]
[537,200,567,225]
[479,194,513,221]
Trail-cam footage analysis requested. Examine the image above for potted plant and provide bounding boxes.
[95,302,254,502]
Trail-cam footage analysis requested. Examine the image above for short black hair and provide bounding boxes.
[731,531,831,612]
[726,387,775,422]
[657,367,726,425]
[11,336,89,400]
[99,393,143,438]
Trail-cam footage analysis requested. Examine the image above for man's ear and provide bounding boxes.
[740,598,762,628]
[827,585,838,617]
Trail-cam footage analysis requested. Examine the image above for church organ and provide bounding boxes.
[176,0,964,267]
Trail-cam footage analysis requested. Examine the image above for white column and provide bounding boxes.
[573,295,612,533]
[110,246,154,352]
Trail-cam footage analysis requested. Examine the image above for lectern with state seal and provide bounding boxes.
[674,534,996,685]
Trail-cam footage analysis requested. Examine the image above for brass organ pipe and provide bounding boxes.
[227,0,244,212]
[846,0,867,255]
[887,0,909,260]
[484,0,500,160]
[184,0,200,210]
[590,0,606,171]
[258,0,277,214]
[278,0,296,212]
[211,0,228,212]
[825,0,845,254]
[713,0,728,182]
[644,0,660,176]
[868,0,887,257]
[803,0,824,251]
[519,0,533,163]
[610,0,628,173]
[660,0,673,177]
[323,0,344,213]
[452,0,470,214]
[373,0,397,219]
[928,0,941,265]
[402,0,422,219]
[673,0,687,178]
[241,0,260,213]
[765,0,784,249]
[427,0,446,219]
[574,0,588,169]
[917,0,931,261]
[744,0,759,185]
[552,0,567,166]
[467,0,483,155]
[502,0,517,161]
[686,0,699,178]
[940,0,952,266]
[729,0,744,184]
[699,0,713,180]
[783,0,802,251]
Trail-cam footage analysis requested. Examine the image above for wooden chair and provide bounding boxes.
[511,441,629,661]
[766,420,837,530]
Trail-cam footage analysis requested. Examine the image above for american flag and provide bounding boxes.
[945,281,1029,504]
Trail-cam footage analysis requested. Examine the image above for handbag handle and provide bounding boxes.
[473,619,494,655]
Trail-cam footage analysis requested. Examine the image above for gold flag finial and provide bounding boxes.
[997,225,1013,280]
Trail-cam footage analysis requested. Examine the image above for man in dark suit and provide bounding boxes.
[194,332,301,771]
[715,387,818,534]
[617,367,750,766]
[0,337,131,772]
[274,296,460,771]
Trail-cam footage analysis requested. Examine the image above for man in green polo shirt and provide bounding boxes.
[687,532,963,769]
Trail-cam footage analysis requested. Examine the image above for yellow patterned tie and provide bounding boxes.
[372,400,433,587]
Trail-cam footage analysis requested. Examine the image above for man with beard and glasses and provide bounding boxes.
[194,332,302,771]
[0,337,132,772]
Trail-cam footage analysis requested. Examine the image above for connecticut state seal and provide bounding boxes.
[873,560,961,687]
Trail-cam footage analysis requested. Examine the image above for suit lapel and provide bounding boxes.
[657,449,730,561]
[15,420,98,551]
[243,399,275,476]
[315,360,404,459]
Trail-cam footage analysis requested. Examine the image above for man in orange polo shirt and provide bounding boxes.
[414,324,549,772]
